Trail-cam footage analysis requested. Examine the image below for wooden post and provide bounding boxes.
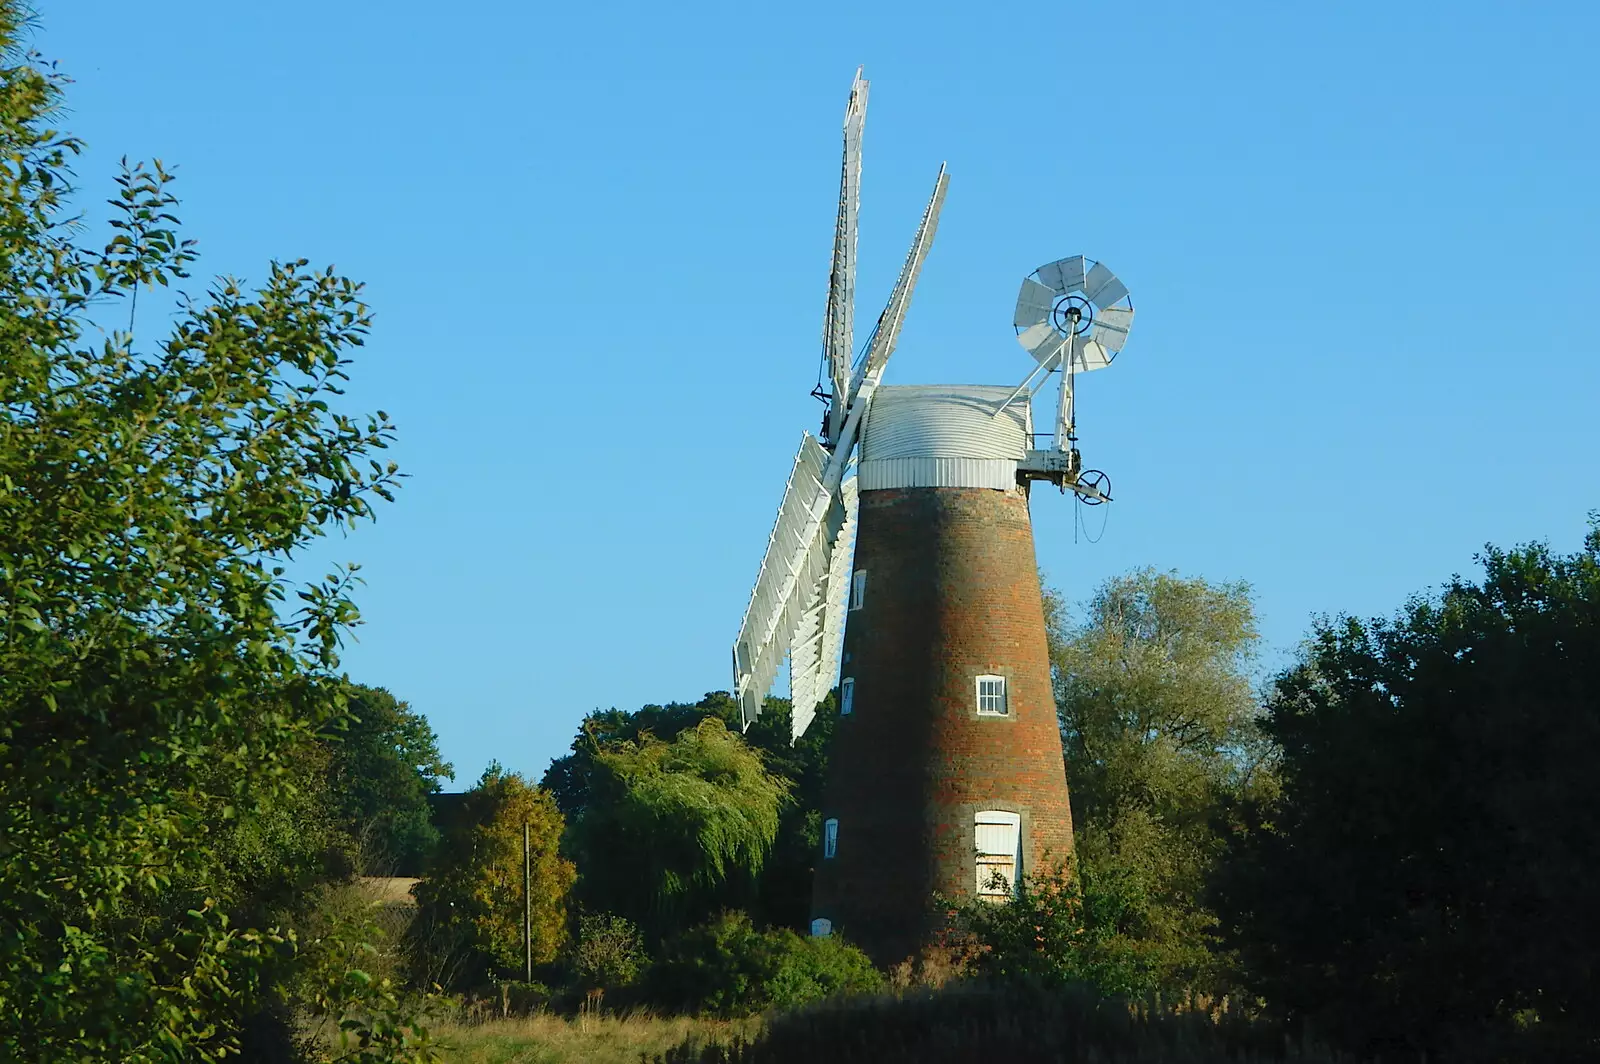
[523,821,533,982]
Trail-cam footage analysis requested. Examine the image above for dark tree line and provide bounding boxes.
[1214,521,1600,1060]
[949,535,1600,1062]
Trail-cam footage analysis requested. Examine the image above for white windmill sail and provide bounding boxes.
[732,85,950,737]
[788,477,858,736]
[853,163,948,394]
[733,435,833,727]
[823,70,867,445]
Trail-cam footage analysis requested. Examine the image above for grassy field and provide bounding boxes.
[428,1012,753,1064]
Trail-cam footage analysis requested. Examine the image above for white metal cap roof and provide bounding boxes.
[858,385,1030,491]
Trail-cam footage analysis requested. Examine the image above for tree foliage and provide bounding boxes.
[545,691,830,937]
[409,766,574,992]
[326,682,454,876]
[542,692,743,819]
[1048,569,1270,995]
[951,860,1173,1001]
[1215,522,1600,1060]
[741,694,836,931]
[0,9,434,1057]
[571,912,648,993]
[647,910,881,1019]
[567,716,790,940]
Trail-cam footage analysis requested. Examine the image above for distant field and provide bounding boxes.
[431,1012,751,1064]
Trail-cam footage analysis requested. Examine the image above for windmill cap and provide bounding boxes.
[859,385,1030,491]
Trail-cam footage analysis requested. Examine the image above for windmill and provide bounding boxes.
[731,70,1134,964]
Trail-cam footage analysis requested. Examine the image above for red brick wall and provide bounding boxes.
[810,485,1075,967]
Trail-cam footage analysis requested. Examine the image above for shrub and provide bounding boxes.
[647,911,881,1018]
[947,860,1163,1001]
[760,929,880,1014]
[573,913,648,992]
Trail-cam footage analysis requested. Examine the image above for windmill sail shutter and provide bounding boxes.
[732,434,834,728]
[789,478,859,739]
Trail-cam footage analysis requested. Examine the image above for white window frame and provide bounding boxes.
[840,677,855,715]
[823,817,839,859]
[976,674,1008,716]
[849,569,867,611]
[974,809,1022,900]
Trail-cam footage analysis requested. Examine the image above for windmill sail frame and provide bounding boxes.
[731,70,949,739]
[823,70,867,445]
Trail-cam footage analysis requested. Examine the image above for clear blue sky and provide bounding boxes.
[45,2,1600,787]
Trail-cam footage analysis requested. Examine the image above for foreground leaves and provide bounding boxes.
[0,9,425,1059]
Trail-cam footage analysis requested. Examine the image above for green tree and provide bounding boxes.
[1048,569,1271,997]
[326,682,454,876]
[0,10,430,1058]
[568,717,790,941]
[545,691,823,935]
[743,693,836,931]
[408,766,574,992]
[541,691,743,818]
[1215,522,1600,1060]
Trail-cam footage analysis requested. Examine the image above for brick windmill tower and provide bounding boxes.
[731,69,1134,966]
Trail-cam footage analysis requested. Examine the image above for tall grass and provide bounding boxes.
[431,1011,751,1064]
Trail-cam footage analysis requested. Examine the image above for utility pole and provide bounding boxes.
[523,821,533,982]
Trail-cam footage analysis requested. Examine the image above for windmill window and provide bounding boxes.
[823,818,839,859]
[840,678,855,715]
[810,917,833,938]
[975,810,1021,900]
[849,569,867,610]
[976,675,1008,716]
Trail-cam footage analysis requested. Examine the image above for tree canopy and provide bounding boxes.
[409,766,573,991]
[1214,521,1600,1059]
[326,682,454,876]
[544,691,828,937]
[566,715,790,940]
[1048,569,1271,996]
[542,692,744,819]
[0,9,428,1057]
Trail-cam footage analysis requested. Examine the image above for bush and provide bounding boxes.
[947,860,1165,1001]
[573,913,648,992]
[655,980,1348,1064]
[647,911,881,1018]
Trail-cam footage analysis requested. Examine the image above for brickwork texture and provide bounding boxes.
[810,484,1075,966]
